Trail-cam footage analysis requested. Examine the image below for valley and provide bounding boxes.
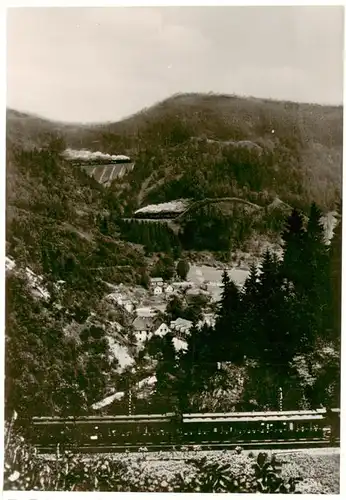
[5,91,342,427]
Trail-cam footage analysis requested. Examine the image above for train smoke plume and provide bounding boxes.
[63,148,130,162]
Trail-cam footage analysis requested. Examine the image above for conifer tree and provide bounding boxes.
[242,263,259,304]
[329,210,342,345]
[154,333,179,411]
[256,249,290,369]
[177,259,190,280]
[241,263,260,359]
[300,202,330,348]
[179,322,199,393]
[214,271,242,362]
[281,208,305,288]
[144,224,154,254]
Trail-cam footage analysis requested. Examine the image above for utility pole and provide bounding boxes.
[128,366,136,416]
[128,388,132,416]
[278,386,283,412]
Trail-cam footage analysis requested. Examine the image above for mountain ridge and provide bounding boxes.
[7,92,342,222]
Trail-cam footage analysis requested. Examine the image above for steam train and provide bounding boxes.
[23,408,340,453]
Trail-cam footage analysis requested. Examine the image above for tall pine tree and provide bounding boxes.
[281,208,305,288]
[256,250,291,370]
[300,202,330,349]
[329,209,342,345]
[241,263,260,359]
[214,271,243,362]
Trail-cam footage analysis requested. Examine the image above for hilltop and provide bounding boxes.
[7,93,342,213]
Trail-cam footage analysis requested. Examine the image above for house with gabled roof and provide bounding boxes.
[170,317,193,335]
[132,317,154,343]
[149,277,164,296]
[197,313,217,329]
[153,322,171,338]
[136,306,156,318]
[150,277,164,286]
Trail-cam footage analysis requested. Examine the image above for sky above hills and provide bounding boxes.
[7,6,344,123]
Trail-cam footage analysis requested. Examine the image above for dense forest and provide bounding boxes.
[102,201,288,258]
[116,219,182,257]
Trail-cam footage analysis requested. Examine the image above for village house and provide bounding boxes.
[172,281,192,290]
[132,317,154,343]
[107,292,135,313]
[150,277,164,287]
[170,317,193,335]
[198,313,217,329]
[164,284,174,295]
[149,277,164,296]
[153,285,163,296]
[173,337,188,352]
[153,322,171,338]
[132,316,171,343]
[135,306,155,318]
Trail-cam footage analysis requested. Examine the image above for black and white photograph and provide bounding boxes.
[3,4,343,494]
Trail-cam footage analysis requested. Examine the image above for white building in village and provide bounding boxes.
[136,306,156,318]
[150,277,164,296]
[154,322,170,338]
[124,301,135,313]
[107,293,135,313]
[165,284,174,295]
[132,316,171,343]
[173,337,188,352]
[148,277,176,296]
[172,281,192,290]
[198,313,217,329]
[150,277,164,287]
[170,317,193,335]
[133,317,153,342]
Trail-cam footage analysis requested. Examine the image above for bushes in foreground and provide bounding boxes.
[4,430,339,493]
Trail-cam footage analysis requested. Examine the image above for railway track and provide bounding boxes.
[36,439,336,455]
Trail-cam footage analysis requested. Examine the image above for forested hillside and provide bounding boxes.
[5,136,148,418]
[5,92,342,419]
[7,93,342,212]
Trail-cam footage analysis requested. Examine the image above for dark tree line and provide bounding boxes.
[117,219,182,257]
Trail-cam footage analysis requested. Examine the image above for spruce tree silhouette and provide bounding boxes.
[298,202,330,351]
[241,263,260,359]
[154,333,179,412]
[214,271,242,362]
[256,250,290,370]
[329,209,342,345]
[281,207,305,288]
